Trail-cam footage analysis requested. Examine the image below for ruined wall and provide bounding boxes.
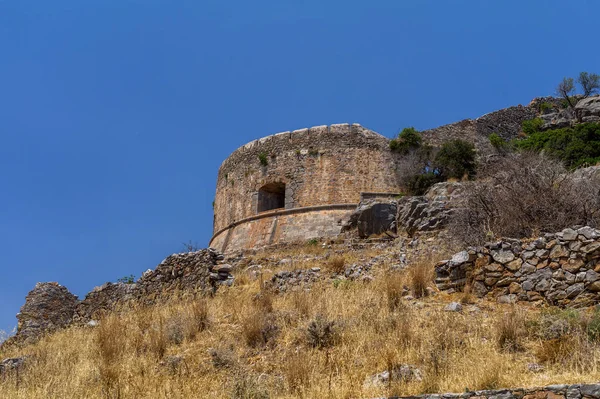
[210,206,354,253]
[436,227,600,307]
[376,383,600,399]
[213,123,401,234]
[421,103,538,150]
[12,248,231,343]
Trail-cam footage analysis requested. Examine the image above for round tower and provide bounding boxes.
[210,123,401,252]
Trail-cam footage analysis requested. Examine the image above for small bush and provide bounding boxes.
[390,127,422,154]
[306,315,338,349]
[408,262,432,299]
[539,102,555,113]
[241,312,279,348]
[385,272,406,311]
[497,309,523,352]
[404,172,441,196]
[434,139,477,180]
[521,118,544,135]
[306,238,319,246]
[209,346,237,369]
[326,256,346,274]
[450,152,600,244]
[258,152,268,166]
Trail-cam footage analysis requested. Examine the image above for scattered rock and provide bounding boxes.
[445,302,462,312]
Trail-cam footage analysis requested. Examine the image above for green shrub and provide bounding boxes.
[258,152,268,166]
[405,172,440,195]
[434,139,477,180]
[587,309,600,342]
[489,133,509,151]
[522,118,544,135]
[390,127,422,154]
[539,102,555,113]
[514,122,600,168]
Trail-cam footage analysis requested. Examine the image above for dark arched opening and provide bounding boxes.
[257,182,286,213]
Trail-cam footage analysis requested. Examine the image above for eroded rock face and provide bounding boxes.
[16,282,78,343]
[397,182,463,234]
[343,200,397,238]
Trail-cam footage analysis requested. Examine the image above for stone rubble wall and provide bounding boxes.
[372,383,600,399]
[421,103,538,151]
[12,248,231,344]
[435,227,600,307]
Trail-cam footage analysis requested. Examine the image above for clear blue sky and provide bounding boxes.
[1,0,598,334]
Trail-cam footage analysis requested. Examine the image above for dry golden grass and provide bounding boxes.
[3,245,600,398]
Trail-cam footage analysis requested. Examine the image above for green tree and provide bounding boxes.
[434,139,477,180]
[389,127,422,154]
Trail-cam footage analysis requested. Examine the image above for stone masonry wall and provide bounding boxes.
[213,123,401,233]
[373,383,600,399]
[435,227,600,307]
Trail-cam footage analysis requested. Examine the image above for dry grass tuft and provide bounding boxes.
[385,272,407,311]
[326,255,346,274]
[497,308,524,352]
[241,311,278,348]
[408,260,433,298]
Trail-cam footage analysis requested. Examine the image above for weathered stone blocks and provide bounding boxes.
[435,227,600,307]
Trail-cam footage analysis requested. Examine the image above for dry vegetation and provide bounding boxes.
[3,245,600,399]
[451,152,600,245]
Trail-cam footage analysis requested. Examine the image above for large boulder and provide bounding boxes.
[397,182,463,234]
[576,95,600,122]
[16,282,79,343]
[343,200,397,238]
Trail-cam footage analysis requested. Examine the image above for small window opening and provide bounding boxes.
[257,182,285,213]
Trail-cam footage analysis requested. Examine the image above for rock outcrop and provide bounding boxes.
[436,227,600,307]
[540,95,600,129]
[397,182,463,234]
[343,200,397,238]
[16,282,79,344]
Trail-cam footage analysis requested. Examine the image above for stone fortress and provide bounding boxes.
[209,124,404,253]
[209,100,549,253]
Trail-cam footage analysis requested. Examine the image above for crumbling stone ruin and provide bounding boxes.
[436,226,600,307]
[11,248,232,344]
[379,383,600,399]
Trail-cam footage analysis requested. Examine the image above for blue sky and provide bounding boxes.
[0,0,598,334]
